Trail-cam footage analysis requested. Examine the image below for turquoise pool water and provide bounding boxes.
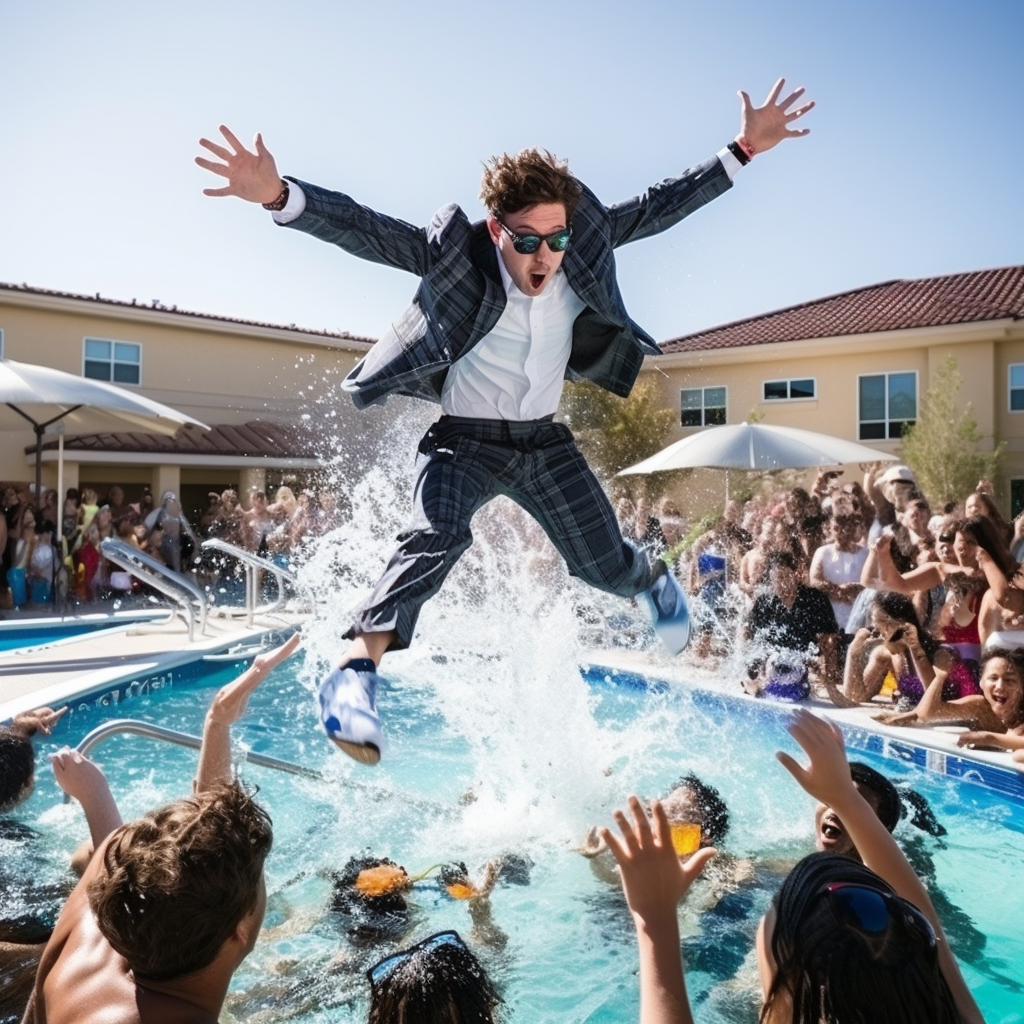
[12,651,1024,1024]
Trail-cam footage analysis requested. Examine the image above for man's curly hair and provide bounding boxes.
[88,781,272,980]
[479,147,582,222]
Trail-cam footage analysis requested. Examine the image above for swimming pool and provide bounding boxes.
[0,611,165,654]
[12,646,1024,1024]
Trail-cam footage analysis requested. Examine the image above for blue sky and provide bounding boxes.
[2,0,1021,343]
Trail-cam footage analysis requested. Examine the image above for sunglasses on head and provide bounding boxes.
[821,883,937,954]
[498,221,572,254]
[367,930,466,986]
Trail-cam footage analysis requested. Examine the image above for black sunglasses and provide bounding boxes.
[498,221,572,254]
[367,930,466,986]
[821,883,937,954]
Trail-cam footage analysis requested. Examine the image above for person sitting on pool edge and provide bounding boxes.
[876,645,1024,761]
[21,633,300,1024]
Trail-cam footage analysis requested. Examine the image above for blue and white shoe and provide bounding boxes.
[318,658,384,766]
[642,570,692,656]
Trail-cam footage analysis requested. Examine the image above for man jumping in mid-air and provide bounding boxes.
[197,79,813,765]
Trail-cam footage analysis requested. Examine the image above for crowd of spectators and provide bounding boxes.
[618,463,1024,763]
[1,481,341,611]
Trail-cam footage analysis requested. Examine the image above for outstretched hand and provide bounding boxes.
[601,797,716,923]
[737,78,814,155]
[51,747,110,805]
[13,705,68,737]
[196,125,284,204]
[206,632,303,728]
[775,709,856,810]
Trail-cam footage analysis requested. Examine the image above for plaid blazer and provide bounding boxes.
[283,156,731,409]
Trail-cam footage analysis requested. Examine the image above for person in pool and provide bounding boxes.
[814,762,901,858]
[600,710,984,1024]
[197,79,815,766]
[21,634,301,1024]
[366,929,501,1024]
[579,773,739,891]
[876,645,1024,760]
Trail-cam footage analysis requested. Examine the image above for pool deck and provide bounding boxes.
[0,605,307,720]
[585,647,1024,781]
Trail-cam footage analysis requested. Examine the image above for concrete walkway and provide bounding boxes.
[0,606,306,720]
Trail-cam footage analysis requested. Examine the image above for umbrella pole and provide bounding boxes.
[35,426,44,504]
[57,431,64,541]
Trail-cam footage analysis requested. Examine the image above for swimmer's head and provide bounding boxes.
[331,856,412,944]
[762,852,958,1024]
[0,724,36,811]
[88,781,272,980]
[815,762,900,859]
[367,930,500,1024]
[662,773,729,850]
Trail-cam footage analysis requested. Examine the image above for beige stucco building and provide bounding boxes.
[645,265,1024,515]
[0,283,374,518]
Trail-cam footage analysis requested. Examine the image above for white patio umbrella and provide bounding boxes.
[617,422,897,499]
[0,357,208,508]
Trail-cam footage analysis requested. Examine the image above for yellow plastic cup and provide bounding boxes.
[670,822,702,857]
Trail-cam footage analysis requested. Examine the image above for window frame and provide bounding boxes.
[1008,363,1024,413]
[82,337,142,386]
[680,385,727,428]
[856,369,918,441]
[762,377,817,403]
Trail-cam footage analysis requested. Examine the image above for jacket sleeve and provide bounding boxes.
[605,156,733,249]
[278,177,433,277]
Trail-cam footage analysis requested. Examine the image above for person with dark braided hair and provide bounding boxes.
[600,710,984,1024]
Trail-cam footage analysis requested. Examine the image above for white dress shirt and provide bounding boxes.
[272,149,742,421]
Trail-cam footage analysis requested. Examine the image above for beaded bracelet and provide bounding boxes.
[262,181,290,211]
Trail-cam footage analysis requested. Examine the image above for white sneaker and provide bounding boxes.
[642,571,692,656]
[318,659,384,766]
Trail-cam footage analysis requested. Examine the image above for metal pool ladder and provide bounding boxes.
[200,538,315,626]
[75,718,322,780]
[100,539,209,641]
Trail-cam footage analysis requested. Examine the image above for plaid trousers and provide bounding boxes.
[344,416,659,650]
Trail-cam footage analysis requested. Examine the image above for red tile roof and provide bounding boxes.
[659,265,1024,354]
[33,421,322,460]
[0,281,375,347]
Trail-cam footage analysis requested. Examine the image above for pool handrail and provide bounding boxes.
[100,538,208,641]
[74,717,322,780]
[201,538,315,625]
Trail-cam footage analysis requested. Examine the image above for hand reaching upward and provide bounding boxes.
[737,78,815,156]
[196,125,284,204]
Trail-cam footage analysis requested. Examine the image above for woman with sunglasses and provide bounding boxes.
[366,930,500,1024]
[602,710,983,1024]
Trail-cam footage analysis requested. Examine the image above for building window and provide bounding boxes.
[1009,364,1024,412]
[858,371,916,440]
[0,328,4,359]
[681,386,726,427]
[763,378,816,401]
[83,338,141,385]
